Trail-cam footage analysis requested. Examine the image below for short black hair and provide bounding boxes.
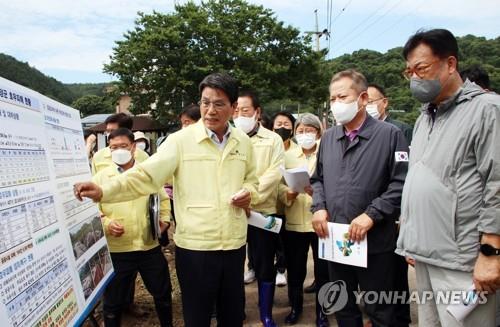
[179,103,201,121]
[460,66,490,90]
[238,89,261,110]
[368,83,386,97]
[199,73,239,104]
[104,113,133,130]
[272,111,296,130]
[108,128,134,143]
[403,29,459,62]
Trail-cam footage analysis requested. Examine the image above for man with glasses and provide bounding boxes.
[396,29,500,327]
[74,73,259,327]
[366,84,413,144]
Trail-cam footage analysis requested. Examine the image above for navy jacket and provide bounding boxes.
[311,115,409,254]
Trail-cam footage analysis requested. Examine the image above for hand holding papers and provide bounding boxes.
[281,166,310,193]
[248,211,282,233]
[446,285,484,323]
[318,222,367,268]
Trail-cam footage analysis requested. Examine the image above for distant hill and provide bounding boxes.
[0,53,110,105]
[65,83,109,99]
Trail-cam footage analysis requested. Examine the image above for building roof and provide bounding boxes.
[87,115,164,132]
[81,114,113,124]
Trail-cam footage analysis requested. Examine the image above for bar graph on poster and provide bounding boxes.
[0,76,113,326]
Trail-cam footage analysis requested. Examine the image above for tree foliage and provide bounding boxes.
[324,35,500,125]
[71,95,114,117]
[104,0,324,124]
[0,53,75,104]
[0,53,114,108]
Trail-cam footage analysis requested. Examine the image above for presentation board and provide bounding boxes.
[0,76,113,326]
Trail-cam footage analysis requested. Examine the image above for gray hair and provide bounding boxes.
[330,69,368,94]
[294,113,323,135]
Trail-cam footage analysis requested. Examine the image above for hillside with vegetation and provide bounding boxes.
[1,32,498,124]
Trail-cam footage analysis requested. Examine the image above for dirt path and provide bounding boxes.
[85,243,418,327]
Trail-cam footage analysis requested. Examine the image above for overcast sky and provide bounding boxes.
[1,0,498,83]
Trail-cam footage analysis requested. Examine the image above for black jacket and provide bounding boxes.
[311,115,409,254]
[385,117,413,145]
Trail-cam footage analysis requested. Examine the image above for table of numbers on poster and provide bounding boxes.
[0,149,50,188]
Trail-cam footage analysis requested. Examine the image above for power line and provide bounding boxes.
[364,0,424,49]
[328,0,334,58]
[332,0,393,48]
[326,0,333,58]
[334,0,405,54]
[331,0,355,25]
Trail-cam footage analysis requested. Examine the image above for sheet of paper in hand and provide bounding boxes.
[318,222,367,268]
[280,166,310,193]
[248,211,282,233]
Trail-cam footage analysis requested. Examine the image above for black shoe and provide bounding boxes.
[285,308,302,325]
[103,311,122,327]
[304,280,316,293]
[315,311,330,327]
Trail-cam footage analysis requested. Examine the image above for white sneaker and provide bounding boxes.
[276,271,287,287]
[244,269,256,284]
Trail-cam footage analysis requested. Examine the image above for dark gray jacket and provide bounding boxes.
[386,117,413,144]
[311,115,409,254]
[396,81,500,271]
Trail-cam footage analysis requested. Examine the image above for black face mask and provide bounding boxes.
[275,127,292,141]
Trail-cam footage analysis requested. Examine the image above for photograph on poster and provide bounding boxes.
[78,245,112,300]
[78,262,93,300]
[69,215,104,260]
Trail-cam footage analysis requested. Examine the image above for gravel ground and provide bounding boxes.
[83,237,418,327]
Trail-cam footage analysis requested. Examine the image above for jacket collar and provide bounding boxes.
[420,79,486,116]
[334,114,377,141]
[193,119,232,144]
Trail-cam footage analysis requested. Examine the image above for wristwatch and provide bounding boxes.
[479,243,500,256]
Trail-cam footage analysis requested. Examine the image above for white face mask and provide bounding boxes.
[366,104,380,119]
[111,148,132,166]
[136,142,147,151]
[296,133,317,150]
[330,95,361,125]
[234,113,257,134]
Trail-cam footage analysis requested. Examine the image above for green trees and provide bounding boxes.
[324,35,500,125]
[104,0,324,124]
[71,95,114,117]
[0,53,74,104]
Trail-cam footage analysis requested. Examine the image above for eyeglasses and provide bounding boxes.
[367,97,385,104]
[198,99,229,111]
[402,59,441,80]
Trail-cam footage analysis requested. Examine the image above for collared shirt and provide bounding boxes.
[91,146,149,175]
[311,114,409,254]
[206,125,231,150]
[247,123,260,138]
[343,118,366,142]
[99,120,259,251]
[93,165,171,253]
[117,161,134,174]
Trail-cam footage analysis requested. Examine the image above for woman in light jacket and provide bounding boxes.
[279,113,329,327]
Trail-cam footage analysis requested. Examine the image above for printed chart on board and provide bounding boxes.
[0,76,113,327]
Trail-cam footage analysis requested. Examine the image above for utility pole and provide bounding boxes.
[314,9,320,52]
[305,10,329,52]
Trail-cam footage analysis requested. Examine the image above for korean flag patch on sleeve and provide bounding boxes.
[395,151,409,162]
